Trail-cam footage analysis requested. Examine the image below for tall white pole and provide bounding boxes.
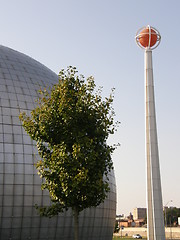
[135,26,165,240]
[145,49,165,240]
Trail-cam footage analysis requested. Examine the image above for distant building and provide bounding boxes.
[133,208,146,220]
[134,219,146,227]
[116,214,125,221]
[119,219,135,228]
[116,214,135,228]
[116,210,147,228]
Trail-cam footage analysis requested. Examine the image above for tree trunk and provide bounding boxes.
[73,207,79,240]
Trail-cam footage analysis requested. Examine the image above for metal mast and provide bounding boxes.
[135,25,165,240]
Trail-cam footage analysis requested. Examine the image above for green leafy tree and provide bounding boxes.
[19,66,118,240]
[165,207,180,226]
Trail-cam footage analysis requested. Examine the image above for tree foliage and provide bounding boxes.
[19,66,118,227]
[165,207,180,226]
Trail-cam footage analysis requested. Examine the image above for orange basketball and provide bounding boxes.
[139,28,157,47]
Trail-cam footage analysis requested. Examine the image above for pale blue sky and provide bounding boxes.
[1,0,180,215]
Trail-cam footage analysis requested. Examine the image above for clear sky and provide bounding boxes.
[0,0,179,215]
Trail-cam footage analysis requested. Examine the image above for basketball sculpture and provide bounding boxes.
[135,25,161,49]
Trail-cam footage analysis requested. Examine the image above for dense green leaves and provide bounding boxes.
[164,207,180,226]
[19,66,118,217]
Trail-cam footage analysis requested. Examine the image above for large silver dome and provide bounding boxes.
[0,45,116,240]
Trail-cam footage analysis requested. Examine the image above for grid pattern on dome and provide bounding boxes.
[0,46,116,240]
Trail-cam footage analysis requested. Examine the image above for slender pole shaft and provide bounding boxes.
[145,50,165,240]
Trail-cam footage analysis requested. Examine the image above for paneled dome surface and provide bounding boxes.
[0,45,116,240]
